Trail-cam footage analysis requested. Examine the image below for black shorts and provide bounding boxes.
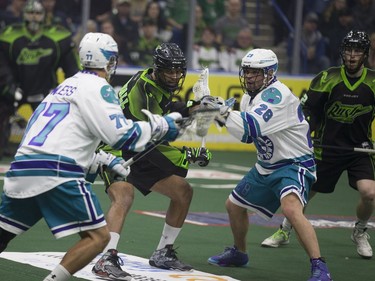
[312,154,375,193]
[123,144,189,196]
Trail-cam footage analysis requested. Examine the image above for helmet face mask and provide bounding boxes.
[23,0,45,33]
[79,33,119,81]
[340,30,370,75]
[153,43,187,94]
[239,49,278,97]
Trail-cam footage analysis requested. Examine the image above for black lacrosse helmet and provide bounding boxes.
[153,43,187,93]
[340,30,370,73]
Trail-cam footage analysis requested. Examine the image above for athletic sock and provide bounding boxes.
[156,223,181,250]
[355,220,368,232]
[43,264,71,281]
[103,232,120,252]
[282,218,293,232]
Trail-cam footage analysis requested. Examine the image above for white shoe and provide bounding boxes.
[351,227,373,259]
[261,226,290,248]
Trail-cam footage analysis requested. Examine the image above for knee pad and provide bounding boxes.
[0,228,16,253]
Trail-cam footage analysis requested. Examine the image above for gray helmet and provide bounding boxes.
[23,0,45,33]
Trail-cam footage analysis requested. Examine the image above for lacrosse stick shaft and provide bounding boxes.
[313,143,375,154]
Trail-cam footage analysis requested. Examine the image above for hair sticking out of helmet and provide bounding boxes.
[239,48,278,96]
[23,0,45,34]
[340,30,370,75]
[79,32,119,81]
[153,43,187,94]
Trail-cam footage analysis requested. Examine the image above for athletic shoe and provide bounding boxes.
[261,225,290,248]
[351,227,373,259]
[308,258,332,281]
[149,245,193,271]
[92,249,134,281]
[208,246,249,267]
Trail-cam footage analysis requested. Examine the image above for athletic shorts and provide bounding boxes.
[123,144,189,195]
[0,180,106,238]
[312,154,375,193]
[229,164,315,220]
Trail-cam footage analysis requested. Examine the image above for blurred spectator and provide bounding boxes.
[304,0,331,16]
[90,0,112,26]
[223,27,258,72]
[129,0,148,24]
[352,0,375,33]
[213,0,249,48]
[194,4,207,45]
[192,26,224,71]
[0,0,26,28]
[287,12,330,74]
[100,19,132,66]
[325,8,355,66]
[131,17,162,67]
[164,0,189,52]
[271,0,296,46]
[367,31,375,68]
[143,0,171,42]
[54,0,81,33]
[110,0,140,55]
[321,0,348,31]
[198,0,225,27]
[41,0,70,30]
[72,19,97,47]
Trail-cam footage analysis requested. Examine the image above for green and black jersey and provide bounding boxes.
[302,66,375,159]
[118,68,189,120]
[0,23,80,106]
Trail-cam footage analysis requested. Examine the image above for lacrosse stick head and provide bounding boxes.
[190,108,219,137]
[193,67,210,101]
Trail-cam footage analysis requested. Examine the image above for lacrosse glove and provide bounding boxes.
[142,109,183,141]
[86,150,130,183]
[183,146,212,167]
[194,147,212,167]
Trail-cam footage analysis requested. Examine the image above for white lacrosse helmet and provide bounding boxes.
[240,48,278,95]
[79,32,119,80]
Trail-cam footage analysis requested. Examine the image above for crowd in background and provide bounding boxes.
[1,0,375,74]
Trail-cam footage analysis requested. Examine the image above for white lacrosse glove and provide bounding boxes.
[141,109,183,141]
[199,96,233,126]
[89,150,130,178]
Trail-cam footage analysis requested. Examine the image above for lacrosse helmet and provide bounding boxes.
[153,43,187,94]
[340,30,370,74]
[23,0,45,34]
[79,32,119,81]
[239,48,278,96]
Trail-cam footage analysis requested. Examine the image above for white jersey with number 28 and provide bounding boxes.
[225,79,316,176]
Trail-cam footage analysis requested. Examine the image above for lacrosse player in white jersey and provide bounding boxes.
[0,32,183,281]
[206,49,332,281]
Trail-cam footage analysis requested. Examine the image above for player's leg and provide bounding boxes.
[148,175,194,271]
[39,181,110,281]
[261,158,342,248]
[92,164,135,280]
[349,155,375,259]
[278,166,332,281]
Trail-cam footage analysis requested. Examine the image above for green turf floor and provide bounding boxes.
[1,151,374,280]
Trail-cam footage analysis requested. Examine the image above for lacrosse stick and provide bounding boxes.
[313,143,375,154]
[122,108,219,168]
[192,67,211,147]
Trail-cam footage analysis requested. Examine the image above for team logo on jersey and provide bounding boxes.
[100,85,120,105]
[255,136,274,160]
[16,48,53,65]
[327,101,372,123]
[261,88,282,104]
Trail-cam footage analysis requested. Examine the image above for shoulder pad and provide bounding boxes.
[0,24,25,42]
[43,24,72,41]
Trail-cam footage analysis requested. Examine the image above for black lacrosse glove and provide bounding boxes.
[194,147,212,167]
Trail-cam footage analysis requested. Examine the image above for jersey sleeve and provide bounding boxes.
[79,81,153,152]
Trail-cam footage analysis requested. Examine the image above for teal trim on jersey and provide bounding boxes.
[14,153,77,163]
[112,123,143,151]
